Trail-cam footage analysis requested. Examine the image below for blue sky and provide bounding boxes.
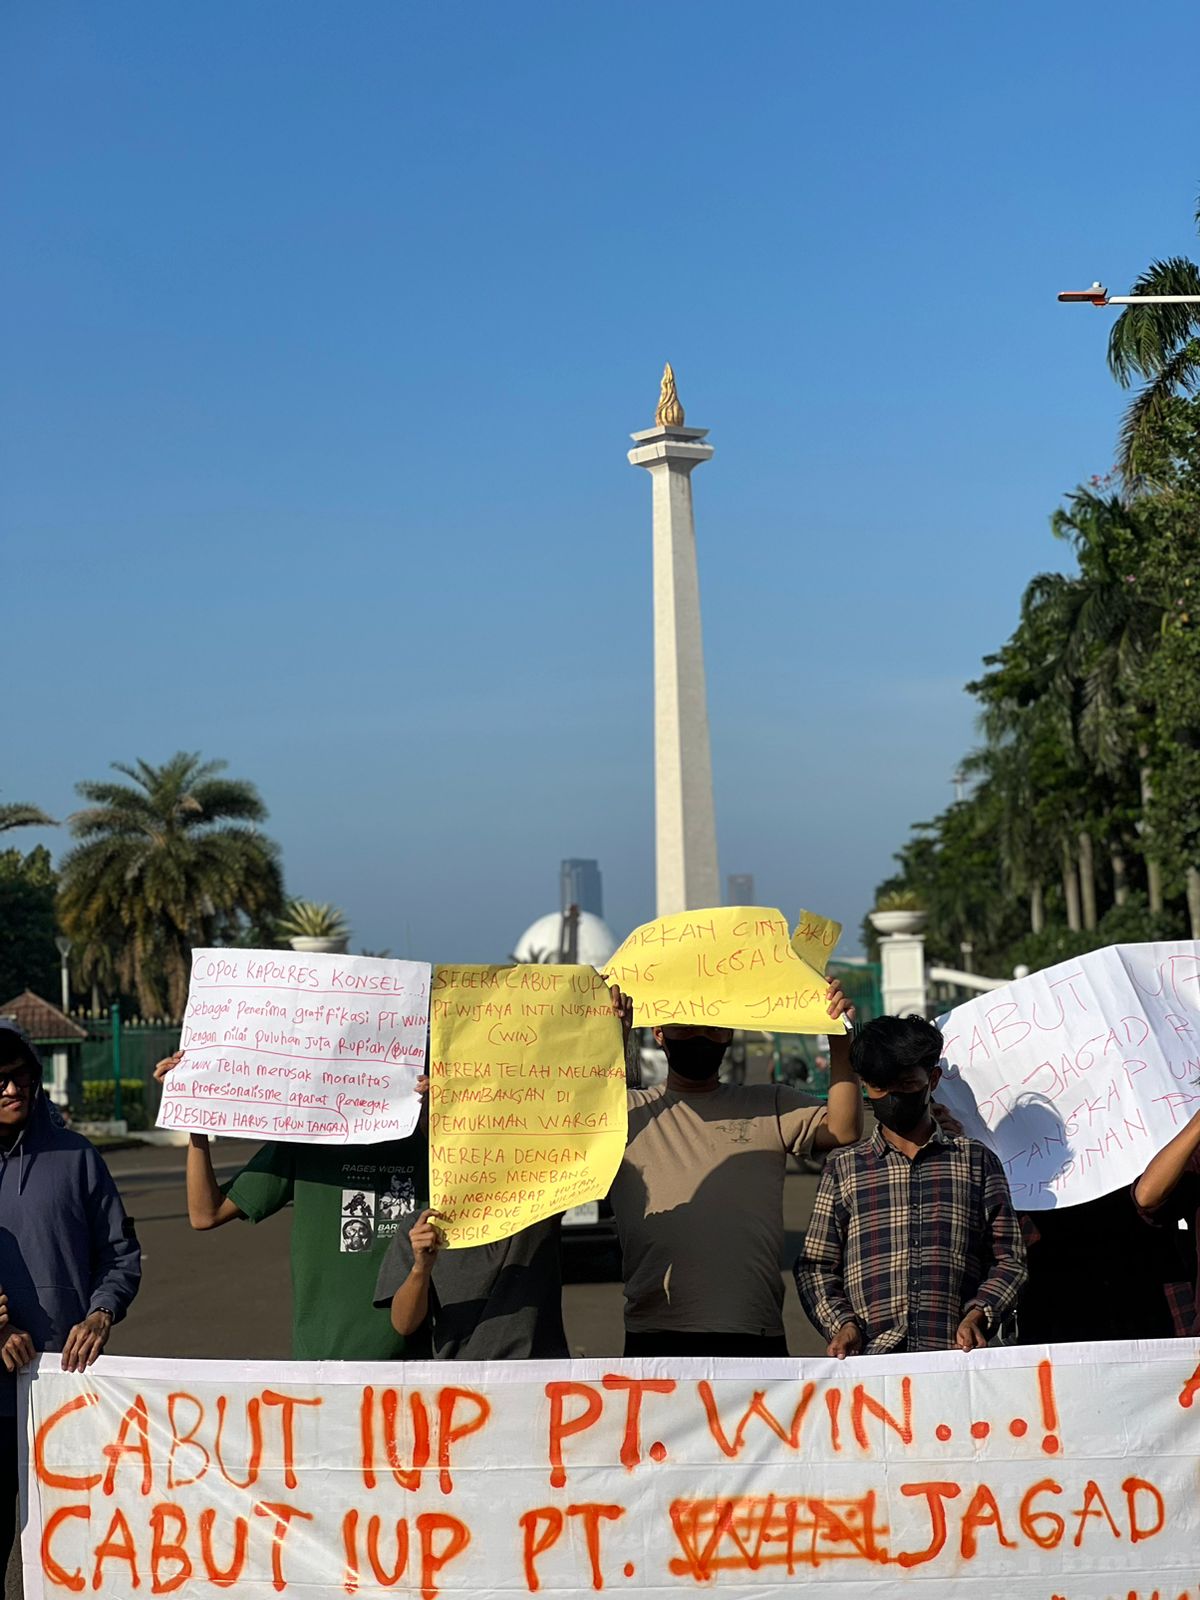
[4,2,1198,965]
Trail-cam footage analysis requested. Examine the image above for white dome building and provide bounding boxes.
[513,911,617,969]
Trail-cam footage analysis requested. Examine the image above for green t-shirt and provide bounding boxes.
[226,1139,423,1361]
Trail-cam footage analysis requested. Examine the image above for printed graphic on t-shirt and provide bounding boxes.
[336,1162,417,1250]
[378,1172,416,1226]
[340,1190,375,1253]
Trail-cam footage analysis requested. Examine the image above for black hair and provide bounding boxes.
[850,1014,943,1090]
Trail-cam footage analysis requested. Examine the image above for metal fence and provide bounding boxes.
[70,959,883,1126]
[829,960,883,1024]
[767,959,882,1095]
[76,1011,180,1129]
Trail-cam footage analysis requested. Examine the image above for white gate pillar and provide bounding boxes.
[878,931,928,1017]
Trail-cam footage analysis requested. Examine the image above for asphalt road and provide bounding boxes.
[7,1136,826,1597]
[97,1139,827,1362]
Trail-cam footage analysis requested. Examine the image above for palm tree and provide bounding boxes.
[971,583,1097,933]
[1107,195,1200,480]
[58,753,284,1017]
[965,740,1045,934]
[0,799,54,833]
[1043,490,1166,909]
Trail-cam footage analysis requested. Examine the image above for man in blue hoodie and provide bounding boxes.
[0,1021,141,1568]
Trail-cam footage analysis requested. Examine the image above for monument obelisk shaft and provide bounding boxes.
[629,365,720,915]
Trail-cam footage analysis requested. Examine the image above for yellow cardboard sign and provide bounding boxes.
[604,905,846,1033]
[789,907,843,977]
[429,964,627,1248]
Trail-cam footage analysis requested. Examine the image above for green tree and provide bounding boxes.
[970,570,1107,936]
[871,190,1200,974]
[1038,487,1165,911]
[873,478,1188,970]
[58,753,284,1018]
[1107,194,1200,480]
[1123,395,1200,929]
[0,846,59,999]
[0,799,54,833]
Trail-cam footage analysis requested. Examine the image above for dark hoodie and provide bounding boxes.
[0,1021,141,1415]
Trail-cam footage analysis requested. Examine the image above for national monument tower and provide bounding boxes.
[629,365,720,916]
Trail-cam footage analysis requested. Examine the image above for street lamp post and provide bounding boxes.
[1059,281,1200,307]
[54,936,72,1016]
[111,999,123,1126]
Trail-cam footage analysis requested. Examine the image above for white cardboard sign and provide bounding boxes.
[156,947,431,1144]
[936,941,1200,1208]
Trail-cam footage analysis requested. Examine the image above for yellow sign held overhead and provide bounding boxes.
[789,907,843,977]
[604,905,845,1033]
[428,964,627,1248]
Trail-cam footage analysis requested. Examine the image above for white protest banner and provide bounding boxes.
[157,948,431,1145]
[22,1343,1200,1598]
[936,941,1200,1208]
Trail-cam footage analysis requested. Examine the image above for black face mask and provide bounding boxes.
[663,1036,728,1083]
[870,1085,931,1134]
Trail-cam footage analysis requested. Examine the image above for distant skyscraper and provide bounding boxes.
[726,873,755,905]
[561,859,603,918]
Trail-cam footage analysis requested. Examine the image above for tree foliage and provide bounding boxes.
[1107,246,1200,480]
[0,846,59,1001]
[872,388,1200,977]
[0,798,54,834]
[57,753,284,1017]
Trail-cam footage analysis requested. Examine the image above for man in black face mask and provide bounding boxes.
[608,982,864,1358]
[794,1013,1026,1356]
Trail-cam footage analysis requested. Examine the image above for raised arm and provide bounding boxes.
[186,1134,244,1229]
[154,1051,244,1230]
[1134,1108,1200,1214]
[607,985,641,1087]
[388,1210,444,1336]
[812,980,864,1152]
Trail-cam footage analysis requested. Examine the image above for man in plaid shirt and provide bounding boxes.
[794,1014,1026,1356]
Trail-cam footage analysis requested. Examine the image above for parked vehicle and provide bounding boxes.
[773,1034,831,1094]
[560,1193,620,1250]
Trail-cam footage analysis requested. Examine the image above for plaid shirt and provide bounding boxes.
[794,1125,1027,1353]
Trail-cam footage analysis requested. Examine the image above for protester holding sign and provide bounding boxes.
[374,1204,569,1358]
[933,942,1200,1343]
[155,1050,423,1360]
[0,1021,141,1574]
[606,977,862,1357]
[1133,1103,1200,1336]
[795,1014,1026,1356]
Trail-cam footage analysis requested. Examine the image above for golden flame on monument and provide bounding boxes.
[655,362,685,428]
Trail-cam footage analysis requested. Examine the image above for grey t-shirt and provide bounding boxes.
[612,1084,828,1336]
[373,1213,568,1359]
